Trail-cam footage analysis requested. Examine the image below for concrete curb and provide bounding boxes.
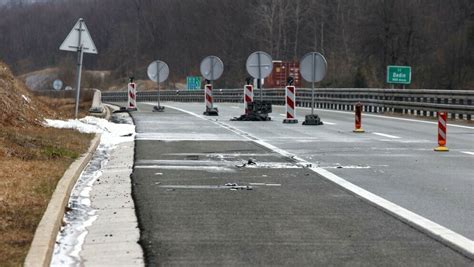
[24,134,102,267]
[24,106,117,266]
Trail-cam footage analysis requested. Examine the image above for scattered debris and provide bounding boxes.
[225,182,253,190]
[235,163,247,168]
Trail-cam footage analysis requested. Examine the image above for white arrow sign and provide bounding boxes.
[60,18,97,54]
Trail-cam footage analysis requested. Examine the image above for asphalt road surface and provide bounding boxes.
[127,102,473,266]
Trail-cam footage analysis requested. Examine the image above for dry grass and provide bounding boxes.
[0,61,96,266]
[37,96,93,119]
[0,126,94,266]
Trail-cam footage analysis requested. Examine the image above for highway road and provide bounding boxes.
[126,102,473,265]
[157,101,474,240]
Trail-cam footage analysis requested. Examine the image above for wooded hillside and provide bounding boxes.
[0,0,472,89]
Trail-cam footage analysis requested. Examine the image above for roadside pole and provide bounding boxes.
[75,45,84,118]
[60,18,98,119]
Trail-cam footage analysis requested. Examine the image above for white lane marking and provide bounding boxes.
[279,113,286,117]
[135,165,235,172]
[299,107,474,130]
[322,165,371,169]
[249,183,266,186]
[461,151,474,156]
[322,121,336,125]
[165,104,474,259]
[373,132,401,139]
[265,183,282,187]
[159,185,251,190]
[249,183,282,187]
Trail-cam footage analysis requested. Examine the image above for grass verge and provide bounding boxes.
[0,99,94,266]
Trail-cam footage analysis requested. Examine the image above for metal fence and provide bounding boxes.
[102,88,474,120]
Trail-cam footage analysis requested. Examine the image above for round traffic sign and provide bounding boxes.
[300,52,327,83]
[200,56,224,81]
[147,60,169,83]
[246,51,273,79]
[53,79,63,90]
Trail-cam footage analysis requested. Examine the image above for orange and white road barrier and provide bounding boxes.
[283,85,298,123]
[244,84,253,114]
[353,102,365,133]
[127,82,137,110]
[434,111,449,152]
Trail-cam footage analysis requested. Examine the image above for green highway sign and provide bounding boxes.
[186,76,201,90]
[387,65,411,84]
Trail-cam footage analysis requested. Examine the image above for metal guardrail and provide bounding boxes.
[32,89,95,101]
[102,88,474,120]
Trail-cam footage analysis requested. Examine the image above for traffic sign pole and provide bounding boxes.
[300,52,327,126]
[73,19,85,119]
[311,53,315,115]
[258,53,263,103]
[200,56,223,116]
[147,60,169,112]
[209,57,214,109]
[156,61,161,110]
[60,18,97,119]
[237,51,273,121]
[74,47,84,119]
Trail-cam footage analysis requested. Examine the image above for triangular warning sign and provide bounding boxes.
[60,18,98,54]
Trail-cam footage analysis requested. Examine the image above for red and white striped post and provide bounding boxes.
[283,85,298,123]
[244,84,253,114]
[434,111,449,151]
[353,102,365,133]
[127,82,137,110]
[203,82,218,116]
[205,83,213,111]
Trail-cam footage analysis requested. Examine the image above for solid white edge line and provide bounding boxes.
[461,151,474,156]
[164,103,474,260]
[373,132,401,139]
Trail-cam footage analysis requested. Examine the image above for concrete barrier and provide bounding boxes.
[89,89,104,114]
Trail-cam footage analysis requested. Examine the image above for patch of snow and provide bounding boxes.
[21,94,30,103]
[44,116,135,146]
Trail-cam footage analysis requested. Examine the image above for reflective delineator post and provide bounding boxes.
[353,102,365,133]
[244,84,253,114]
[434,111,449,152]
[127,81,137,111]
[205,83,213,111]
[203,82,218,116]
[283,85,298,123]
